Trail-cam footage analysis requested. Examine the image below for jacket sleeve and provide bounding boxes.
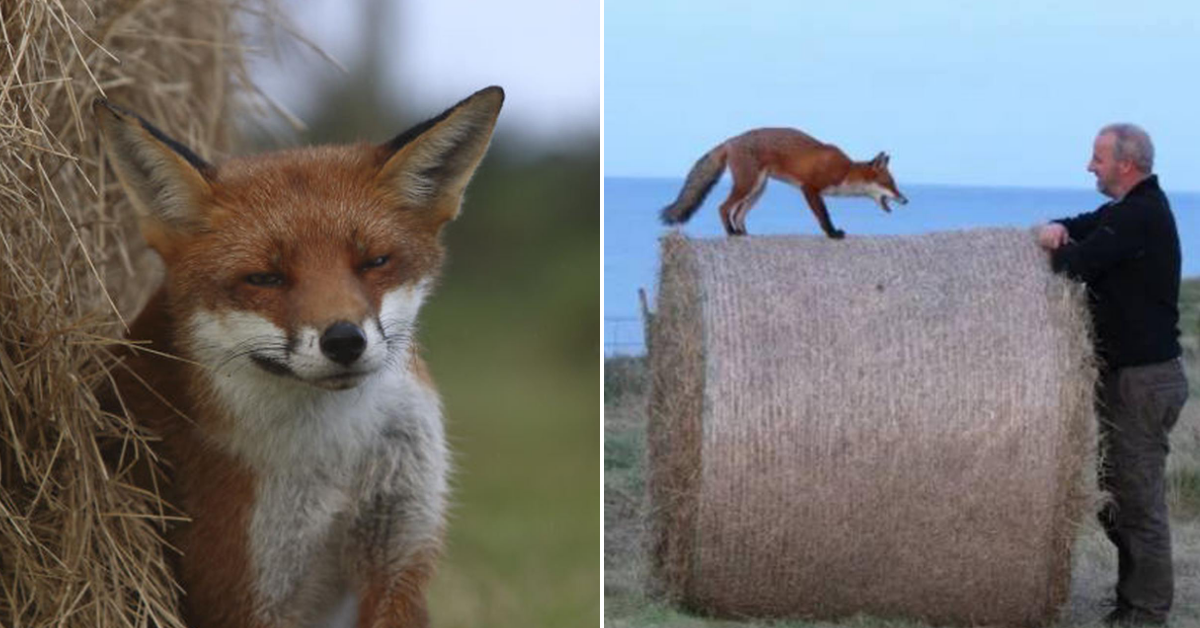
[1054,205,1106,241]
[1051,202,1145,282]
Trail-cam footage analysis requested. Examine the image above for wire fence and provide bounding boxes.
[605,315,645,356]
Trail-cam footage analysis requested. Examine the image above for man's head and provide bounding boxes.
[1088,123,1154,199]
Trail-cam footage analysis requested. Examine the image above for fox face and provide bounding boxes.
[166,151,444,393]
[862,152,908,213]
[95,88,503,394]
[828,151,909,213]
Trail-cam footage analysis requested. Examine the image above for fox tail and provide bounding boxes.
[660,144,727,225]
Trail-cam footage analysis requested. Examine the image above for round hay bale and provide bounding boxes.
[647,228,1099,627]
[1,2,278,626]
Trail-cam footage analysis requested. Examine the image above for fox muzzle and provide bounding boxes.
[320,322,368,365]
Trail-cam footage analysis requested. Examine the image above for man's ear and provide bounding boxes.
[375,86,504,226]
[93,99,214,250]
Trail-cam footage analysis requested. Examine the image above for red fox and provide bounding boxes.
[661,127,908,239]
[94,86,503,628]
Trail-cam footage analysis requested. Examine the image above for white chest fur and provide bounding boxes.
[183,283,446,624]
[226,367,447,625]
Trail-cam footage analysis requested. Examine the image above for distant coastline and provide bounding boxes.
[606,175,1200,196]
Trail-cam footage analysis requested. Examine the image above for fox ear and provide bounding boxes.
[375,86,504,226]
[871,151,890,170]
[94,99,214,246]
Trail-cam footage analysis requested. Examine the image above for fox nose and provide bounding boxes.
[320,322,367,365]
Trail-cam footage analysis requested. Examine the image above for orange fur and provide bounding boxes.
[104,289,262,627]
[356,548,440,628]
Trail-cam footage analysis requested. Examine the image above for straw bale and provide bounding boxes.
[647,229,1099,627]
[1,2,278,626]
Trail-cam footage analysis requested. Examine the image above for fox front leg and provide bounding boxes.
[357,544,438,628]
[800,185,844,239]
[353,421,447,628]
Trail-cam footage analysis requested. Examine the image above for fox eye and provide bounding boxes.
[245,272,284,287]
[360,255,389,271]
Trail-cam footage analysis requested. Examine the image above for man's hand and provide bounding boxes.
[1037,223,1070,250]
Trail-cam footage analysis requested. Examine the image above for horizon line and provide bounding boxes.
[603,174,1200,195]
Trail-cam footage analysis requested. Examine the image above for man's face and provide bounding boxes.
[1087,132,1123,198]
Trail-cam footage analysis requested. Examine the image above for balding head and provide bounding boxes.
[1089,123,1154,199]
[1099,123,1154,174]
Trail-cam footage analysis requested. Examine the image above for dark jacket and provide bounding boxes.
[1052,175,1181,369]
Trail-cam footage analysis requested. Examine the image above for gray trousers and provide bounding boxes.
[1097,358,1189,621]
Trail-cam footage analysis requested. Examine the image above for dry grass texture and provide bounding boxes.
[648,229,1100,627]
[1,2,271,625]
[646,236,704,604]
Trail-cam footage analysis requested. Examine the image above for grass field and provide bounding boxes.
[604,278,1200,627]
[425,282,599,627]
[412,154,600,627]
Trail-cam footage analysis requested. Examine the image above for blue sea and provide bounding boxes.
[604,177,1200,356]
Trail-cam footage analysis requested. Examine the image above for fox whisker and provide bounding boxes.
[211,337,290,371]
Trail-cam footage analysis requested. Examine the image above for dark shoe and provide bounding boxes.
[1104,606,1167,626]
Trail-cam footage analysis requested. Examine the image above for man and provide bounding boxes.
[1036,124,1189,626]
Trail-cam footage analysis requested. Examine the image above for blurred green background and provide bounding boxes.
[242,2,600,625]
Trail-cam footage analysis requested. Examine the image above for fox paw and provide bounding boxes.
[827,229,845,240]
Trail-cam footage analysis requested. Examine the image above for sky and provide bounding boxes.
[606,0,1200,191]
[249,0,600,145]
